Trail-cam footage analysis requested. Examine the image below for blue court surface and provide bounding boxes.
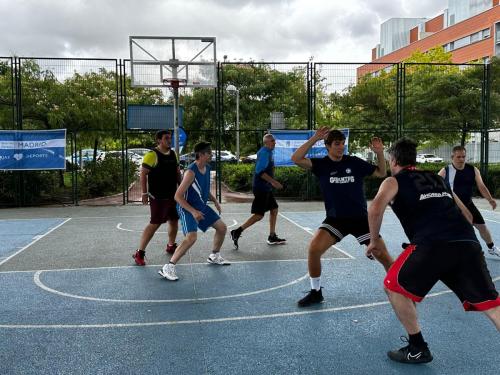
[0,203,498,374]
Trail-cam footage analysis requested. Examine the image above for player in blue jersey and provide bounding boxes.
[230,133,286,249]
[438,145,500,257]
[159,142,229,281]
[291,127,393,307]
[368,138,500,364]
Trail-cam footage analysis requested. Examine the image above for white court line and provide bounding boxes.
[279,212,355,259]
[116,219,238,233]
[0,218,72,267]
[33,270,308,303]
[2,276,498,329]
[0,257,350,275]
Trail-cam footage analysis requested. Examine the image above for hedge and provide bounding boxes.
[222,162,500,200]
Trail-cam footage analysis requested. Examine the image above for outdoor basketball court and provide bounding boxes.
[0,200,498,374]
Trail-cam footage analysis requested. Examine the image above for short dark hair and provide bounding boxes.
[325,130,345,145]
[388,138,417,166]
[452,145,466,153]
[194,141,211,159]
[155,130,171,141]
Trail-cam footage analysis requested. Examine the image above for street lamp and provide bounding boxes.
[226,84,240,162]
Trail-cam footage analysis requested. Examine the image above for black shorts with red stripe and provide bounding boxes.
[384,241,500,311]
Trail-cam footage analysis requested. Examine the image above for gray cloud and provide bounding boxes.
[0,0,449,62]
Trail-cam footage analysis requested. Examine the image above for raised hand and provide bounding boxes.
[313,126,331,141]
[370,137,384,154]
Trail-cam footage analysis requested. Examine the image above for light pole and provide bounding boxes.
[226,84,240,162]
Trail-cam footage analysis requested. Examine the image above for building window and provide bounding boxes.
[454,36,470,49]
[470,31,481,43]
[483,28,490,39]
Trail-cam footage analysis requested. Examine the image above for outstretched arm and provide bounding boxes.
[369,137,387,178]
[291,127,330,169]
[474,167,496,210]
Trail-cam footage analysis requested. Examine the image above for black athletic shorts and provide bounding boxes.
[465,201,485,225]
[251,191,278,215]
[384,241,500,311]
[150,198,179,224]
[319,216,371,245]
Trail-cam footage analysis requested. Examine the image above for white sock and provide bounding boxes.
[310,277,321,291]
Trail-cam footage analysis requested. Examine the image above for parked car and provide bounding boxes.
[219,150,237,162]
[416,154,443,163]
[179,152,196,167]
[241,154,257,163]
[66,149,104,168]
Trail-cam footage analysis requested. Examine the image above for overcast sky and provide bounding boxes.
[1,0,448,62]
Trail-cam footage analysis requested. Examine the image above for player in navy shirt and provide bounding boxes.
[438,145,500,257]
[368,138,500,364]
[291,127,393,307]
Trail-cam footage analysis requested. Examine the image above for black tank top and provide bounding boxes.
[391,169,477,244]
[444,163,475,203]
[148,149,178,199]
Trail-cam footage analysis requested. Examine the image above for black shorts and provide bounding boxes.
[251,191,278,215]
[384,241,500,311]
[465,201,485,225]
[150,198,179,224]
[319,216,371,245]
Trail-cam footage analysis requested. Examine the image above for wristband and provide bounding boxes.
[142,193,148,196]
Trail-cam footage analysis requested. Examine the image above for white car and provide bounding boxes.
[416,154,443,163]
[219,150,237,162]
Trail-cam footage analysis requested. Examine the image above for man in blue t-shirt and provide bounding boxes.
[230,133,286,249]
[159,142,230,281]
[291,127,393,307]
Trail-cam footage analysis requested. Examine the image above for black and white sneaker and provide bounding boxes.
[230,228,242,250]
[267,233,286,245]
[387,337,433,364]
[297,288,324,307]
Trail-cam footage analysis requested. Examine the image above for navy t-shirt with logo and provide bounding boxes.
[311,155,376,218]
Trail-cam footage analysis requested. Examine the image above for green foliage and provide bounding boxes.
[78,157,138,199]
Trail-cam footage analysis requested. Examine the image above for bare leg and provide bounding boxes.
[211,219,227,252]
[385,289,421,334]
[170,232,197,264]
[368,238,394,272]
[308,229,336,277]
[483,306,500,331]
[138,223,161,250]
[240,214,263,230]
[269,208,278,234]
[475,224,494,245]
[167,220,178,245]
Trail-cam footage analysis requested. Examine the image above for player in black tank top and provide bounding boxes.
[438,145,500,257]
[367,138,500,364]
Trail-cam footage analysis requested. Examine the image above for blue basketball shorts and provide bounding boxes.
[177,204,221,234]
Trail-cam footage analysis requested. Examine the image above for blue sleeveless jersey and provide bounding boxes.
[184,162,211,210]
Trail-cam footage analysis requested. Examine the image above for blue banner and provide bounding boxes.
[0,130,66,170]
[271,129,349,166]
[171,127,187,150]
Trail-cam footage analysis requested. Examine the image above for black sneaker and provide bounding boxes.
[267,233,286,245]
[387,337,433,364]
[297,288,324,307]
[230,228,242,250]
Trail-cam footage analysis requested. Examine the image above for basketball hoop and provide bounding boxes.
[163,78,187,89]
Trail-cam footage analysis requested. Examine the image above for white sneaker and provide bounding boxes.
[488,245,500,257]
[158,263,179,281]
[207,253,230,265]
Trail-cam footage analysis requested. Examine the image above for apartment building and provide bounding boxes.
[360,0,500,76]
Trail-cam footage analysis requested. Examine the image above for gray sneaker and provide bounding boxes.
[158,263,179,281]
[207,253,230,265]
[488,245,500,257]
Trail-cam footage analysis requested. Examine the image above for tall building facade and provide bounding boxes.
[361,0,499,76]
